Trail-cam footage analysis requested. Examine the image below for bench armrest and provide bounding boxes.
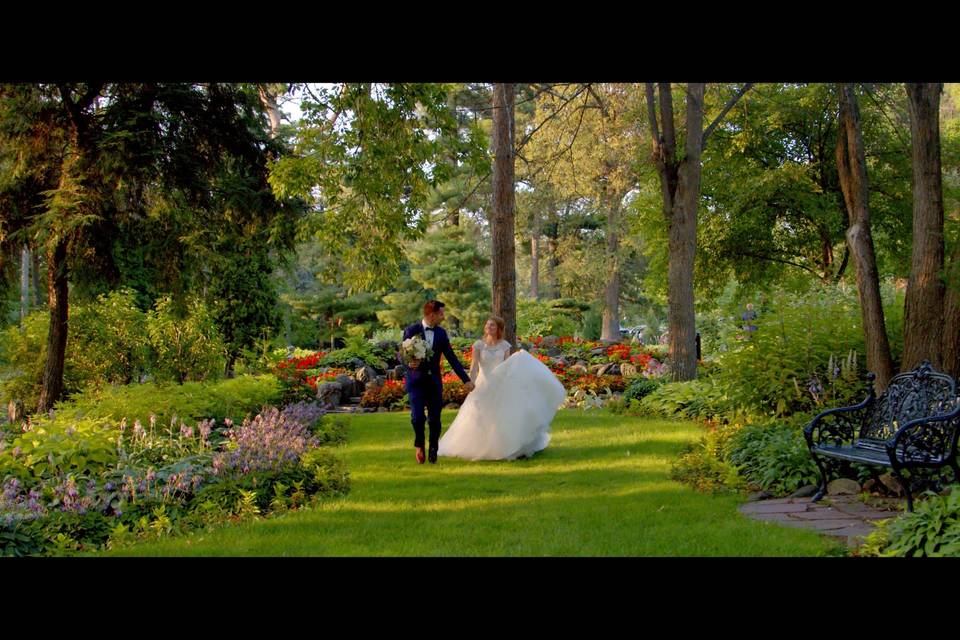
[886,400,960,464]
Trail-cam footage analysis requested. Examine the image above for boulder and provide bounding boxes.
[570,364,589,375]
[545,346,563,357]
[551,356,570,368]
[598,363,620,376]
[589,364,607,375]
[335,374,356,399]
[388,365,407,381]
[827,478,862,496]
[788,485,818,499]
[541,335,560,347]
[316,382,342,409]
[748,490,774,502]
[354,365,379,393]
[589,347,608,357]
[620,363,639,377]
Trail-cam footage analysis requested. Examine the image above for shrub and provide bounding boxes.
[623,377,665,403]
[670,423,745,493]
[726,420,820,495]
[360,380,407,409]
[860,486,960,557]
[516,299,580,338]
[319,335,388,371]
[146,296,227,384]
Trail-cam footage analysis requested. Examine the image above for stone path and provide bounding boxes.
[739,495,902,548]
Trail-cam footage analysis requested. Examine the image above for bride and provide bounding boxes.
[437,315,567,461]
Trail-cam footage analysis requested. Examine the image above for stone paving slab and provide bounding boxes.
[738,494,902,548]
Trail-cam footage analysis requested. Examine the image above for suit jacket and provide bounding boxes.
[402,322,470,390]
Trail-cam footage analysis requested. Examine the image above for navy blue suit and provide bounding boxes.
[402,322,471,451]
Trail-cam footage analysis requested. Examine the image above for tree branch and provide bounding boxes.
[702,83,753,150]
[737,249,822,276]
[514,83,591,153]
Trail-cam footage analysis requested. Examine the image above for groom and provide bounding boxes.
[403,300,474,464]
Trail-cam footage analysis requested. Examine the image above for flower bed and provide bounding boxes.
[0,396,349,556]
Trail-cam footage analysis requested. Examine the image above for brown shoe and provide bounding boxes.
[415,446,426,464]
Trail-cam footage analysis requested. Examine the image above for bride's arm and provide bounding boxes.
[469,341,480,383]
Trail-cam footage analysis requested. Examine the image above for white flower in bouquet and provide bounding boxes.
[400,335,433,365]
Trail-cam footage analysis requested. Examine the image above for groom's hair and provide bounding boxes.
[423,300,445,315]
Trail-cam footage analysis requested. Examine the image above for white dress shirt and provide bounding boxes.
[421,319,435,350]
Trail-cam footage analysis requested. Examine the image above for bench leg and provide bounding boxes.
[892,468,913,512]
[811,453,829,503]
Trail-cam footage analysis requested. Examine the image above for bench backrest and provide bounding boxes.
[860,361,958,443]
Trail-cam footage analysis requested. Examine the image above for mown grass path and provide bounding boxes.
[104,410,840,556]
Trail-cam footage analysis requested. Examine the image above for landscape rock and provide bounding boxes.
[589,347,608,357]
[545,346,563,357]
[748,491,774,501]
[619,363,639,377]
[354,365,378,393]
[541,335,559,347]
[335,375,356,399]
[827,478,862,496]
[598,363,620,376]
[388,366,406,381]
[590,364,607,375]
[316,382,342,409]
[788,485,818,499]
[377,407,389,413]
[570,364,589,374]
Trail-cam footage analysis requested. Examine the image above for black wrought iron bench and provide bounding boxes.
[803,361,960,511]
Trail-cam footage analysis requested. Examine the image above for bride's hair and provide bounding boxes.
[485,315,505,340]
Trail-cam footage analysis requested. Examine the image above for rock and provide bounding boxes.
[619,363,638,377]
[370,376,386,390]
[551,356,570,367]
[788,485,818,499]
[316,382,342,409]
[748,491,774,502]
[545,346,563,357]
[598,363,620,376]
[387,366,405,381]
[827,478,862,496]
[589,347,608,357]
[879,473,904,496]
[541,335,559,347]
[589,364,607,375]
[354,365,378,393]
[335,375,356,399]
[445,403,460,410]
[570,364,589,375]
[862,479,877,493]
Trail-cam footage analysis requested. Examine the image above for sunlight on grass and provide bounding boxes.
[102,409,841,557]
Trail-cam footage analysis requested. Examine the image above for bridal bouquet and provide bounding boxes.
[400,335,433,366]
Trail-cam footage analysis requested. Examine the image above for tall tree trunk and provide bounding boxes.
[491,83,517,349]
[668,83,705,381]
[835,83,895,391]
[20,245,30,323]
[31,248,42,309]
[37,239,69,413]
[941,242,960,378]
[600,189,622,343]
[257,84,283,139]
[903,83,946,372]
[530,236,540,300]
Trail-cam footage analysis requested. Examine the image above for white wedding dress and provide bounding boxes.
[437,339,567,461]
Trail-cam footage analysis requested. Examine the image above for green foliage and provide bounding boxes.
[319,335,388,371]
[623,377,665,403]
[860,487,960,557]
[67,288,150,387]
[670,423,745,493]
[726,421,820,495]
[516,298,579,338]
[145,296,227,384]
[578,306,603,341]
[408,226,491,334]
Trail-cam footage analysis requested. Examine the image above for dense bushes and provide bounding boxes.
[1,290,230,411]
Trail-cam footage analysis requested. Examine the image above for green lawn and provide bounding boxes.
[101,410,842,556]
